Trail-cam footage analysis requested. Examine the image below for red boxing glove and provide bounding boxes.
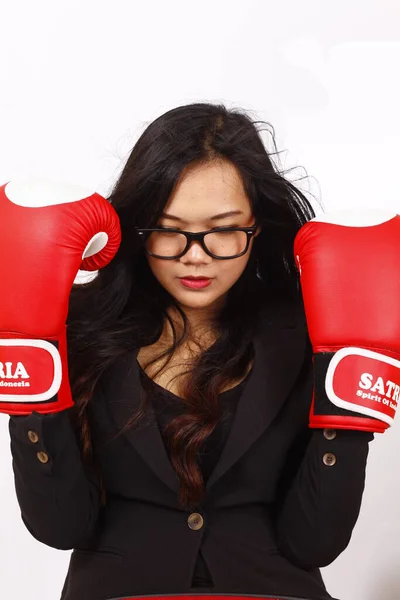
[294,209,400,434]
[0,176,121,416]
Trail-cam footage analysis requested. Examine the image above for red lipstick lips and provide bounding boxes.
[179,276,212,289]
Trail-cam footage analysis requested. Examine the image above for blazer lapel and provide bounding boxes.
[206,315,307,491]
[104,306,309,497]
[104,352,181,493]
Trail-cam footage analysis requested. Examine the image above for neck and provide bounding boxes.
[162,303,222,348]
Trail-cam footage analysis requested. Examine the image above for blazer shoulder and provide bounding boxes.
[255,299,312,366]
[257,297,308,330]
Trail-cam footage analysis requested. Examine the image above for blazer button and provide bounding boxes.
[187,512,204,530]
[323,452,336,467]
[37,451,49,464]
[323,429,337,440]
[28,430,39,443]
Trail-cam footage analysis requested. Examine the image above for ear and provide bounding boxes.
[254,224,262,238]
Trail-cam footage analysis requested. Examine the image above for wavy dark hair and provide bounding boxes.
[66,102,320,511]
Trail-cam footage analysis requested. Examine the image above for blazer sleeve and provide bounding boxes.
[273,421,374,570]
[8,407,101,550]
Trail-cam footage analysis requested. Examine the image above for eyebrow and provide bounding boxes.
[160,210,244,223]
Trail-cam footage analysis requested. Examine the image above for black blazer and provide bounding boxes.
[8,305,374,600]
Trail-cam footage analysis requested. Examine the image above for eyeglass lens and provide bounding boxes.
[146,230,248,258]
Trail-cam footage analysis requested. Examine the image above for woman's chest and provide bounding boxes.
[136,345,254,397]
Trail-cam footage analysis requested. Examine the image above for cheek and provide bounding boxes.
[147,258,173,284]
[218,255,251,284]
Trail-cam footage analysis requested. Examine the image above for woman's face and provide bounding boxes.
[146,160,260,316]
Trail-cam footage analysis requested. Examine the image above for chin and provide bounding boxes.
[176,294,216,309]
[176,291,228,313]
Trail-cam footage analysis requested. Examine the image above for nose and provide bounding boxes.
[180,239,212,264]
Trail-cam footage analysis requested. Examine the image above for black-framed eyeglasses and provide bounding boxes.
[135,224,258,260]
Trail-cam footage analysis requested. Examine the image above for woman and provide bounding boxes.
[8,102,373,600]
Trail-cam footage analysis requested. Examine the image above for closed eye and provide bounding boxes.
[157,225,240,231]
[211,225,239,231]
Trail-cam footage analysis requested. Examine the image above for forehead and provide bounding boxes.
[165,160,252,220]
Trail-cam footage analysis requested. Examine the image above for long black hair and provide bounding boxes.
[66,102,320,510]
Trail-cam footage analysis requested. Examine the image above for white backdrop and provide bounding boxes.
[1,1,400,599]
